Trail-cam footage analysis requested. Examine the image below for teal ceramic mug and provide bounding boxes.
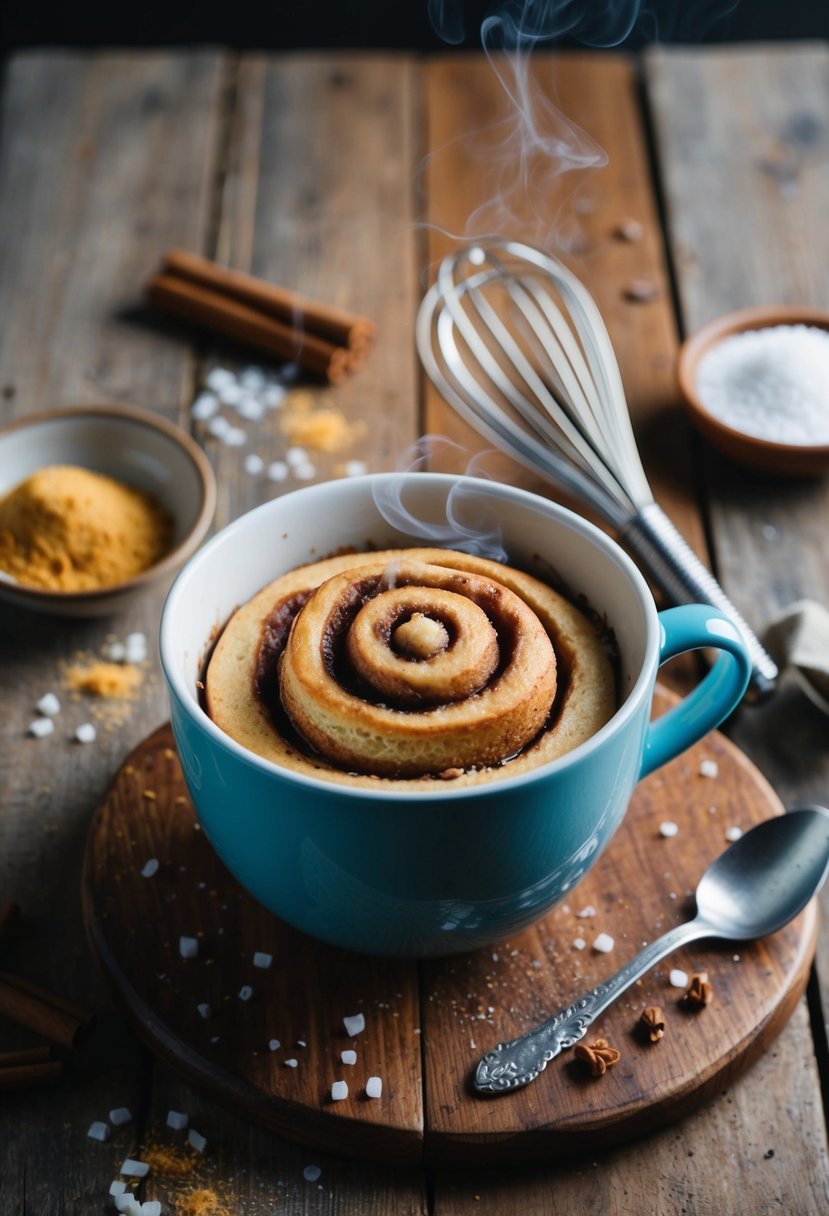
[160,474,750,957]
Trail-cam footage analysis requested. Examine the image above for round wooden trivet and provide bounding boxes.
[82,689,816,1166]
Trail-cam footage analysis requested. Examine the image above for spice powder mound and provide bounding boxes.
[0,464,172,591]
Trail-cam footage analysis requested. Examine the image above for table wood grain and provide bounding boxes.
[1,42,828,1214]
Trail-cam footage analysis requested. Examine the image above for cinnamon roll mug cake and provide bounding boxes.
[161,474,750,957]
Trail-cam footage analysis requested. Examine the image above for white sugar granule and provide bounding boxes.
[343,1012,365,1037]
[699,759,719,779]
[74,723,97,744]
[109,1107,132,1126]
[341,1049,357,1065]
[87,1121,110,1141]
[252,951,272,969]
[669,968,689,988]
[365,1076,383,1099]
[119,1158,149,1178]
[166,1110,188,1130]
[331,1081,349,1101]
[244,453,265,476]
[303,1165,322,1182]
[659,821,679,838]
[238,985,253,1001]
[572,937,586,951]
[191,392,219,421]
[141,1202,162,1216]
[140,859,159,878]
[267,460,289,482]
[592,932,614,954]
[268,1038,281,1051]
[696,324,829,445]
[576,905,596,919]
[196,1003,211,1019]
[36,692,61,716]
[284,1058,298,1068]
[206,367,234,392]
[110,1182,127,1198]
[179,936,198,959]
[28,718,54,738]
[207,414,231,439]
[187,1128,207,1153]
[725,825,744,843]
[222,426,247,447]
[292,461,317,481]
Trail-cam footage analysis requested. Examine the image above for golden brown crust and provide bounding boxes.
[206,547,616,789]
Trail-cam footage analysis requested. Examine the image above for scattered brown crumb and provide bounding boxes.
[684,972,713,1009]
[614,217,644,242]
[639,1005,665,1043]
[143,1143,199,1177]
[65,660,142,699]
[573,1037,621,1076]
[623,278,659,303]
[175,1187,231,1216]
[438,767,464,780]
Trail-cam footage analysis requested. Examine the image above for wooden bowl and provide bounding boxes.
[0,404,216,616]
[677,306,829,476]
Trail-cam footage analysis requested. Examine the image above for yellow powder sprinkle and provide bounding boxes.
[143,1144,199,1177]
[176,1188,231,1216]
[280,400,365,453]
[0,464,171,591]
[65,661,142,699]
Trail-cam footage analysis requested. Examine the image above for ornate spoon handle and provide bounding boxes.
[474,919,709,1094]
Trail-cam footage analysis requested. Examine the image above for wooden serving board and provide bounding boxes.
[82,689,817,1166]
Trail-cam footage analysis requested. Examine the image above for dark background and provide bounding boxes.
[2,1,829,54]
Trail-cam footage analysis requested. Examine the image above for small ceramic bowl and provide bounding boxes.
[0,404,216,616]
[677,306,829,476]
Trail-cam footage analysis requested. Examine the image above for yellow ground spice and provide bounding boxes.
[142,1143,199,1177]
[279,391,365,453]
[175,1187,231,1216]
[65,661,143,698]
[0,464,172,591]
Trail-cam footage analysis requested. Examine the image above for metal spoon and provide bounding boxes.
[474,806,829,1094]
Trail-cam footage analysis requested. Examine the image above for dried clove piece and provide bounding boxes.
[684,972,714,1009]
[573,1037,621,1076]
[639,1005,666,1043]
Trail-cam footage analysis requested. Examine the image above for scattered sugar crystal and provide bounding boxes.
[725,825,743,842]
[341,1049,357,1065]
[87,1121,110,1141]
[36,692,60,716]
[109,1107,132,1126]
[207,415,231,438]
[74,723,97,744]
[252,951,272,969]
[196,1003,211,1019]
[191,392,220,421]
[264,385,286,409]
[303,1165,322,1182]
[210,1035,220,1044]
[343,460,367,477]
[125,633,147,663]
[284,1058,298,1068]
[187,1129,207,1153]
[105,641,128,662]
[239,985,253,1001]
[206,367,234,392]
[572,937,586,951]
[237,396,265,422]
[110,1181,127,1197]
[222,426,247,447]
[218,382,243,407]
[365,1076,382,1099]
[179,936,198,959]
[297,1039,306,1047]
[285,446,308,466]
[240,367,266,390]
[659,821,679,838]
[268,1039,281,1051]
[167,1109,188,1130]
[576,905,596,919]
[141,859,159,878]
[343,1012,365,1037]
[141,1202,161,1216]
[293,461,316,481]
[699,759,719,779]
[669,968,689,988]
[267,460,289,482]
[115,1197,142,1216]
[593,932,614,953]
[331,1081,348,1101]
[244,453,265,476]
[120,1158,150,1178]
[28,718,54,738]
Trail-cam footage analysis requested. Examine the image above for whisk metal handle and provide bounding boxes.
[623,503,778,702]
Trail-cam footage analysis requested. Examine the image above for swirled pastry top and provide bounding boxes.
[205,547,616,789]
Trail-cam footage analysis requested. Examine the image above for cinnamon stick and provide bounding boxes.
[0,900,21,954]
[0,971,94,1049]
[0,1044,63,1090]
[162,248,376,352]
[148,273,353,383]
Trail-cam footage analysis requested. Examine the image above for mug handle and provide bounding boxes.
[640,604,752,779]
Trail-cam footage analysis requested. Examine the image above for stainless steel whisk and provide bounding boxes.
[416,239,778,699]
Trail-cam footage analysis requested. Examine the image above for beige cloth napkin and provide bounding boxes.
[763,600,829,714]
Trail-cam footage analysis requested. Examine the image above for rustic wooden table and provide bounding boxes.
[1,42,829,1214]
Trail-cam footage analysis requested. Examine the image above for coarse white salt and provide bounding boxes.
[365,1076,382,1099]
[343,1012,365,1037]
[659,821,679,838]
[240,367,266,391]
[191,392,219,421]
[572,937,586,951]
[725,825,743,842]
[206,367,234,392]
[110,1181,127,1197]
[331,1081,348,1101]
[125,633,148,663]
[28,718,54,738]
[297,1039,307,1048]
[303,1165,322,1182]
[109,1107,132,1126]
[268,1039,281,1051]
[293,462,316,481]
[105,641,128,663]
[196,1003,211,1019]
[140,859,159,878]
[576,905,596,919]
[222,426,247,447]
[237,396,265,422]
[699,759,719,779]
[244,453,265,476]
[285,446,308,466]
[115,1197,142,1216]
[284,1058,298,1068]
[669,968,689,988]
[179,936,198,959]
[207,414,231,438]
[187,1128,207,1153]
[166,1109,188,1130]
[593,932,614,954]
[695,324,829,445]
[87,1121,110,1141]
[36,692,60,716]
[120,1158,150,1178]
[238,985,253,1001]
[264,385,286,409]
[141,1202,161,1216]
[343,460,367,477]
[252,951,272,969]
[75,723,97,744]
[341,1049,357,1065]
[218,382,243,407]
[266,460,289,482]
